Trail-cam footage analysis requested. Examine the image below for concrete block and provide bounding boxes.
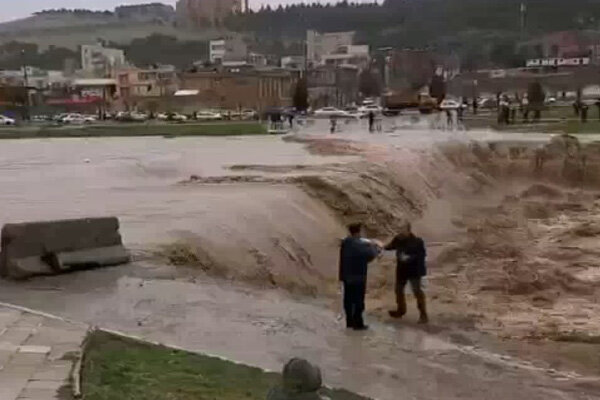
[51,245,130,271]
[0,217,130,279]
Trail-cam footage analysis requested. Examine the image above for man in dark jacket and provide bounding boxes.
[339,223,380,330]
[384,222,428,323]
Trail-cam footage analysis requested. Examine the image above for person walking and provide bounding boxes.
[339,223,381,330]
[384,222,428,324]
[368,111,375,133]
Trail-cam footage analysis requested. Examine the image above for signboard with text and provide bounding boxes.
[526,57,590,67]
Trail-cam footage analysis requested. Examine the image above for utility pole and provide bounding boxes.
[21,49,30,120]
[520,2,527,38]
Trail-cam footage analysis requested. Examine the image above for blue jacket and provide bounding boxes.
[339,237,379,283]
[384,234,427,279]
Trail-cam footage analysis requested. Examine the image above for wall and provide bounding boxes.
[179,69,295,111]
[81,45,126,78]
[117,67,178,104]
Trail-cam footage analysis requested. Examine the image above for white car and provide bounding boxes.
[439,100,461,110]
[343,106,366,119]
[195,111,222,121]
[0,115,16,125]
[358,104,383,115]
[157,113,168,121]
[168,113,188,122]
[313,107,350,118]
[240,109,258,120]
[60,113,95,124]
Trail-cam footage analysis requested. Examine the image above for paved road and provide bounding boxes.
[0,304,87,400]
[0,265,598,400]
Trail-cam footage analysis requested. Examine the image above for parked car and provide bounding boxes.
[241,109,258,120]
[358,104,383,115]
[167,112,188,122]
[313,107,350,118]
[195,111,222,121]
[53,113,69,122]
[478,98,498,109]
[32,115,51,122]
[116,111,148,122]
[0,115,15,125]
[439,99,461,110]
[60,113,95,124]
[343,106,365,119]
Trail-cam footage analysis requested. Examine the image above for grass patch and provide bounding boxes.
[82,330,369,400]
[0,122,267,139]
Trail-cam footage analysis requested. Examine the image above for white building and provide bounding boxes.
[306,30,355,65]
[209,36,247,64]
[81,44,126,78]
[281,56,306,70]
[320,45,370,68]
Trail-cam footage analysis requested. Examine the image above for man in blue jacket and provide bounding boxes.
[384,222,428,323]
[339,223,381,330]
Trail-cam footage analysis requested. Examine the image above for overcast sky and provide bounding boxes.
[3,1,373,22]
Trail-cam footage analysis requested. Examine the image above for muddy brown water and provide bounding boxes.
[0,132,599,399]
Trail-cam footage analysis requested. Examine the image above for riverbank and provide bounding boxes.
[0,121,267,139]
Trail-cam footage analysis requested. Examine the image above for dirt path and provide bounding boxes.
[0,265,598,400]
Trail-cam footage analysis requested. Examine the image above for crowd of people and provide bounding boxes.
[339,221,428,331]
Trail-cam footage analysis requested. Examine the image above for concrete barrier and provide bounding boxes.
[0,217,130,279]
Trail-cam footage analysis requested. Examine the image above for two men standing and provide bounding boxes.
[338,221,428,331]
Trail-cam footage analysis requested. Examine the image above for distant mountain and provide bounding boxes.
[0,3,175,36]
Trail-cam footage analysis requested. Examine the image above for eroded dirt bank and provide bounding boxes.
[163,134,600,351]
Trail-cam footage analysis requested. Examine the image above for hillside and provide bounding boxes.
[0,4,185,51]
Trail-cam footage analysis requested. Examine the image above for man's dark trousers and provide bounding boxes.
[343,280,366,328]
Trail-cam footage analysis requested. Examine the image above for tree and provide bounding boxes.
[358,69,381,98]
[293,77,309,111]
[528,81,545,122]
[429,74,446,102]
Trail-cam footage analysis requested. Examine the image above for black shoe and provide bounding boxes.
[353,324,369,331]
[388,310,406,319]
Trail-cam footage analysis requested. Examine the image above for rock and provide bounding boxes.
[266,358,324,400]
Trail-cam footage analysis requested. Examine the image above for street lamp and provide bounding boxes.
[20,49,30,120]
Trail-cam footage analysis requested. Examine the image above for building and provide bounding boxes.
[306,30,355,65]
[115,3,175,22]
[178,65,297,112]
[281,56,306,71]
[384,49,459,91]
[518,31,600,65]
[81,44,126,78]
[209,36,247,64]
[320,45,370,69]
[307,65,360,108]
[176,0,242,28]
[117,65,178,104]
